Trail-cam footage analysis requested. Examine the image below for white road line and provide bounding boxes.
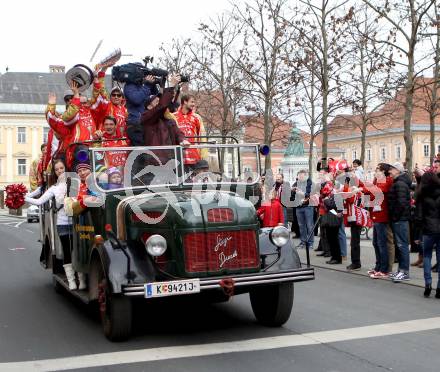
[1,317,440,372]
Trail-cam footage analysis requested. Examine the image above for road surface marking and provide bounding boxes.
[1,316,440,371]
[0,220,25,228]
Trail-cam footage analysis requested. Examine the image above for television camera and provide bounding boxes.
[112,56,189,87]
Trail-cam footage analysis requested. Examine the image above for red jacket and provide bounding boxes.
[362,176,393,223]
[61,99,97,169]
[91,73,128,137]
[174,108,205,165]
[45,108,72,157]
[102,132,130,168]
[257,199,284,227]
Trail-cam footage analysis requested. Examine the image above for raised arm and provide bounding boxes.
[25,186,55,206]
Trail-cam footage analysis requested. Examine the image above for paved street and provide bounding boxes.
[0,214,439,372]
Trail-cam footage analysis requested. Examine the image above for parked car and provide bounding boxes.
[27,205,40,222]
[38,140,315,341]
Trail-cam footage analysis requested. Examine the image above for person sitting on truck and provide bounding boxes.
[95,115,130,169]
[25,159,85,291]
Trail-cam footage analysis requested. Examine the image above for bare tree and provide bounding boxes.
[187,14,246,141]
[230,0,301,170]
[291,0,353,166]
[336,3,396,165]
[363,0,436,171]
[419,1,440,161]
[295,50,323,176]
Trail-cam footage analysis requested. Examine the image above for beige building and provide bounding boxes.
[328,78,440,179]
[0,107,49,188]
[0,69,111,189]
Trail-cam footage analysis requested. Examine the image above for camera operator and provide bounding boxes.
[140,73,190,149]
[124,74,159,145]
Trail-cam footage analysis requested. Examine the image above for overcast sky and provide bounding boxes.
[1,0,233,73]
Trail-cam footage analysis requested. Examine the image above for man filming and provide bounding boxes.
[140,73,189,149]
[124,74,159,145]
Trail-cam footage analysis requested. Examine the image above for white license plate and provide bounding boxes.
[144,279,200,298]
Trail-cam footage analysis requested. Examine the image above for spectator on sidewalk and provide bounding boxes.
[366,163,394,279]
[342,174,363,272]
[352,159,365,181]
[414,172,440,298]
[388,162,412,282]
[273,173,289,228]
[292,169,314,250]
[257,189,284,228]
[321,192,343,264]
[316,168,333,258]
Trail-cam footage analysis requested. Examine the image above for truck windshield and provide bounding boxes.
[90,144,261,192]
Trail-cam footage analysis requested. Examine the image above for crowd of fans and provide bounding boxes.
[256,158,440,299]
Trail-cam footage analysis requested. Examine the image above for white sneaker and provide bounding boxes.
[392,272,410,282]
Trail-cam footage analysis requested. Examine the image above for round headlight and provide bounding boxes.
[145,235,167,256]
[270,226,289,247]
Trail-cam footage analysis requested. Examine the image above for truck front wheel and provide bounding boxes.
[98,276,132,341]
[249,282,294,326]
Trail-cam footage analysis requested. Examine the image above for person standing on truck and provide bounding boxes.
[124,74,159,146]
[25,159,85,290]
[174,94,207,169]
[91,66,128,138]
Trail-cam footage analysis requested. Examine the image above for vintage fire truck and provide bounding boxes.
[38,141,314,341]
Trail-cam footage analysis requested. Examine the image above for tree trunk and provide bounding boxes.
[360,125,366,166]
[320,2,329,165]
[403,51,415,171]
[431,6,440,162]
[264,98,272,171]
[308,135,315,177]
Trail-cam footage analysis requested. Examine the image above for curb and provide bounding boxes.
[0,209,27,219]
[302,261,426,289]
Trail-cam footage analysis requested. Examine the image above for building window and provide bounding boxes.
[352,150,357,161]
[17,127,26,143]
[366,149,372,162]
[424,144,429,157]
[380,147,386,160]
[395,146,401,159]
[17,159,27,176]
[43,127,50,143]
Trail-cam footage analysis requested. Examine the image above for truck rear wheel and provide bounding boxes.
[249,282,294,326]
[98,276,132,341]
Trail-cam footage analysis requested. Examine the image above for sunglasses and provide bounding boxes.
[111,93,122,97]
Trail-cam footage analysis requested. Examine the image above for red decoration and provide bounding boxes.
[5,183,28,210]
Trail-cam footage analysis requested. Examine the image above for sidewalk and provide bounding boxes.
[296,228,435,289]
[0,208,27,218]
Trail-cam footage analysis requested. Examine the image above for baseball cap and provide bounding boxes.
[390,162,405,173]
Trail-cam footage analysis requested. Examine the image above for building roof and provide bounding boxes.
[0,71,112,108]
[328,76,440,140]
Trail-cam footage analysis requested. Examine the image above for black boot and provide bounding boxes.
[436,288,440,299]
[424,284,432,298]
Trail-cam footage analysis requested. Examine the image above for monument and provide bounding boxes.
[280,126,314,184]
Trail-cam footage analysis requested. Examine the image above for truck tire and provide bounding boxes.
[98,277,132,341]
[249,282,294,327]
